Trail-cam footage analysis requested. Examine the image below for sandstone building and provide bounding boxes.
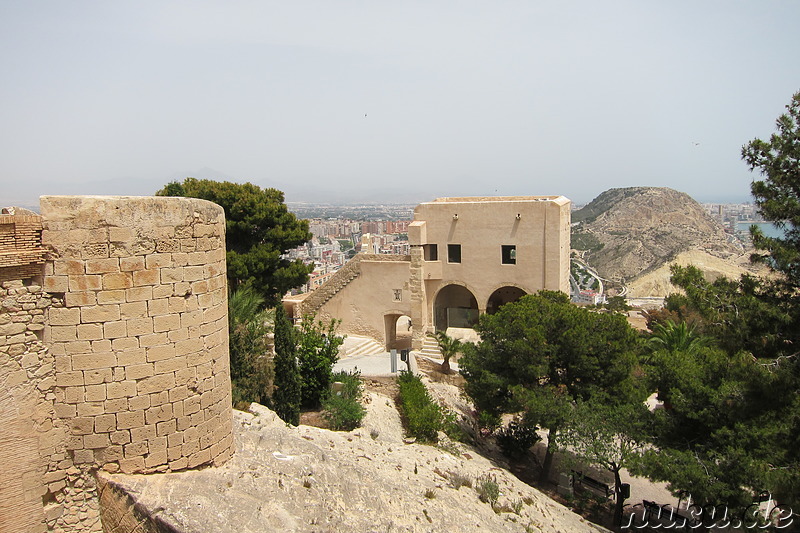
[287,195,571,350]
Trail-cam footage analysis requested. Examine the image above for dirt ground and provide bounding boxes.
[298,409,329,429]
[361,376,399,398]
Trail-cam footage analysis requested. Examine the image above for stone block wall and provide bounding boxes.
[0,196,235,533]
[1,271,65,532]
[40,196,234,478]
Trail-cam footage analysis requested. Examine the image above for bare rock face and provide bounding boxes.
[100,403,605,533]
[572,187,744,284]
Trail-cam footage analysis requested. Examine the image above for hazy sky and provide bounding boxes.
[2,1,799,208]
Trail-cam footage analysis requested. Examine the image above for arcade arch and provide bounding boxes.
[433,284,479,331]
[486,286,527,315]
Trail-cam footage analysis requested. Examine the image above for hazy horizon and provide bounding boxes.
[2,2,799,208]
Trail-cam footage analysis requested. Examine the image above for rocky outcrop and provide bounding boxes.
[572,187,745,286]
[100,404,606,533]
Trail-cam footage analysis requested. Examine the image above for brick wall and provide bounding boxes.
[0,213,47,282]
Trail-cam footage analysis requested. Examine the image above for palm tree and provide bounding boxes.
[228,284,273,407]
[647,320,708,355]
[228,284,268,329]
[429,331,464,373]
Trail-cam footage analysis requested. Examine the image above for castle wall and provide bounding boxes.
[1,196,234,533]
[0,212,61,533]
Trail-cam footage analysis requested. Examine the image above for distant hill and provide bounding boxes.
[572,187,757,296]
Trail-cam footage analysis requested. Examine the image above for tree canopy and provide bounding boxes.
[742,90,800,289]
[459,291,643,481]
[638,337,789,511]
[662,265,795,360]
[157,178,312,305]
[637,90,800,511]
[562,401,649,526]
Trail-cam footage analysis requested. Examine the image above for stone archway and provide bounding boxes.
[486,286,527,315]
[433,284,479,331]
[384,313,412,351]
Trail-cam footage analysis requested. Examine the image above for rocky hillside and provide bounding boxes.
[572,187,750,295]
[102,399,605,533]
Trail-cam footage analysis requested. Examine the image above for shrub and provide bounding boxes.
[409,403,442,442]
[495,416,540,459]
[321,370,365,431]
[397,371,442,442]
[477,410,501,436]
[476,474,500,506]
[442,409,470,443]
[450,472,472,490]
[296,316,344,408]
[322,393,366,430]
[331,370,362,400]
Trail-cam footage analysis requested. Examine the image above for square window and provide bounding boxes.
[501,245,516,264]
[423,244,438,261]
[447,244,461,263]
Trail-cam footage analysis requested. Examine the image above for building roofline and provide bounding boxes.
[425,195,569,205]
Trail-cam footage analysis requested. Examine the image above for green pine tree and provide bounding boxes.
[742,90,800,289]
[272,304,301,425]
[157,178,313,305]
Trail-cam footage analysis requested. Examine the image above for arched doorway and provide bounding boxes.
[433,284,479,331]
[486,286,527,315]
[384,313,412,351]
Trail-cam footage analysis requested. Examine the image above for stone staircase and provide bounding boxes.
[339,335,386,358]
[299,256,363,316]
[417,336,443,360]
[298,253,412,318]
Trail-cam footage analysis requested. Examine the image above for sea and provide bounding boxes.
[736,221,785,238]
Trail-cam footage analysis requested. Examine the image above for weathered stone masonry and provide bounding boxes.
[1,196,234,533]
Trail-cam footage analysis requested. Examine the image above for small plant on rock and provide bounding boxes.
[476,474,500,507]
[449,472,472,490]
